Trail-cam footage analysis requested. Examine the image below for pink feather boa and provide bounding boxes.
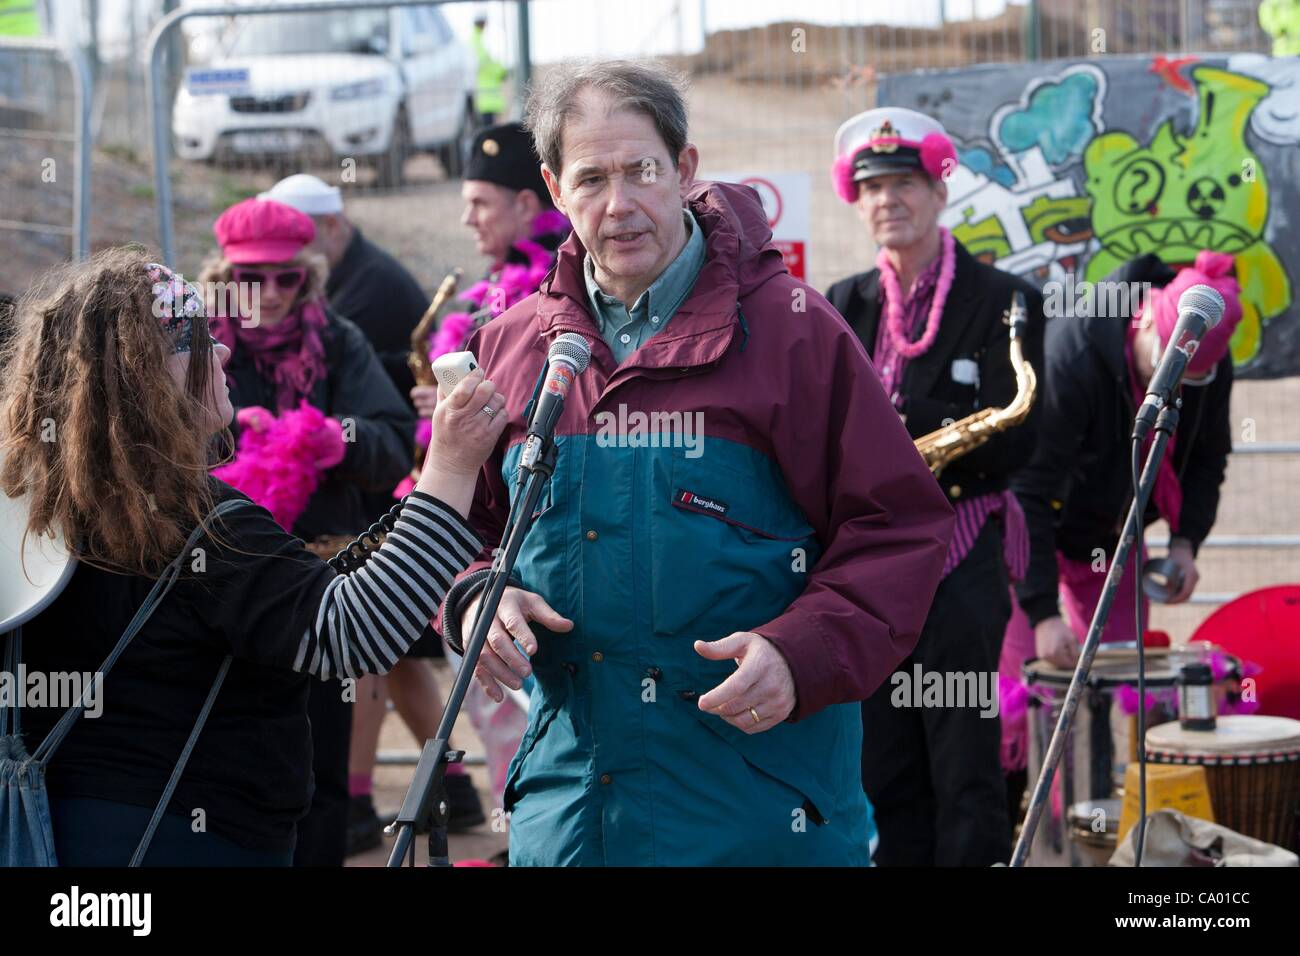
[213,401,345,531]
[999,674,1029,773]
[426,216,569,365]
[395,210,570,500]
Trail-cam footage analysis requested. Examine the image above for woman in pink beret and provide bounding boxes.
[199,198,416,866]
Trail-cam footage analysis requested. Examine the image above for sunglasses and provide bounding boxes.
[231,266,308,292]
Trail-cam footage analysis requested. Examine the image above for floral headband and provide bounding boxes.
[146,261,211,354]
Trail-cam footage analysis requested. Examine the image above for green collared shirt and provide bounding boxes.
[583,210,706,365]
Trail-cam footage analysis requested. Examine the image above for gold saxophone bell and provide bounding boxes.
[402,269,465,487]
[913,290,1038,476]
[408,269,464,388]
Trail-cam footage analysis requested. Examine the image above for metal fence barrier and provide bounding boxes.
[0,35,92,289]
[146,0,532,266]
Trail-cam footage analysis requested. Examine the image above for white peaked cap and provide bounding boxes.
[258,174,344,216]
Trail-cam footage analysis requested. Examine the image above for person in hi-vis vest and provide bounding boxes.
[0,0,40,36]
[471,14,507,125]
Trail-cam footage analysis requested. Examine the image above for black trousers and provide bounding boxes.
[292,680,352,867]
[861,519,1012,866]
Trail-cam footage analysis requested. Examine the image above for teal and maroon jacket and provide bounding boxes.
[453,181,955,865]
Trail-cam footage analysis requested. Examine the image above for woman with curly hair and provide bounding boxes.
[3,247,507,865]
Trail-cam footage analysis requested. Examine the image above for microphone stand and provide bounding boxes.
[386,433,558,867]
[1011,399,1181,867]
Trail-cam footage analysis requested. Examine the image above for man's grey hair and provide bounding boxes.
[524,59,690,175]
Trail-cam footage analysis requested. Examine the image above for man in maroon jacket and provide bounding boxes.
[439,60,955,865]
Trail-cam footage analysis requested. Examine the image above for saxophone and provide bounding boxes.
[407,268,464,386]
[913,290,1037,476]
[309,274,469,561]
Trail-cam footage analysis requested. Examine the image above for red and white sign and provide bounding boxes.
[707,171,810,280]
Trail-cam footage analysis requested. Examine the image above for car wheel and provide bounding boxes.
[437,100,473,179]
[375,105,410,189]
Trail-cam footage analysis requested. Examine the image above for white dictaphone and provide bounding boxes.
[431,350,479,396]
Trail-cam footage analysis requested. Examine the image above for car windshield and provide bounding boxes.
[227,11,389,57]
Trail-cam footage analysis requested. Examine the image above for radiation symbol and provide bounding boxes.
[1187,177,1226,220]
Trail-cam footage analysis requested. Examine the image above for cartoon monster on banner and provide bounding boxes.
[879,54,1300,377]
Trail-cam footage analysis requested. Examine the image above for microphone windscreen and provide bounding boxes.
[550,332,592,374]
[1177,284,1226,330]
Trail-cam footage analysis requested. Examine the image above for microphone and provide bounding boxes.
[1132,284,1225,444]
[520,332,591,473]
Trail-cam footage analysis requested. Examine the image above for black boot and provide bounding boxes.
[444,772,486,832]
[346,794,383,856]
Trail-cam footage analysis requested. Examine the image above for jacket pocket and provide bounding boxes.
[649,452,816,639]
[502,668,571,814]
[683,699,839,827]
[507,434,575,595]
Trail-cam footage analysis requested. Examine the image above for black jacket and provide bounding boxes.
[1009,254,1234,626]
[326,227,430,402]
[222,307,415,540]
[826,240,1047,504]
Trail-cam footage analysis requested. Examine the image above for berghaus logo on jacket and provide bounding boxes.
[676,489,729,516]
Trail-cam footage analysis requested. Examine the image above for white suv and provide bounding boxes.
[173,4,476,186]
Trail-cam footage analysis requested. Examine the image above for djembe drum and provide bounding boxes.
[1144,714,1300,851]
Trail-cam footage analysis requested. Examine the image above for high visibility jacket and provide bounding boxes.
[0,0,40,36]
[471,28,507,115]
[1260,0,1300,56]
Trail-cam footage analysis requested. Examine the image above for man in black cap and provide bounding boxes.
[413,121,571,371]
[407,122,569,839]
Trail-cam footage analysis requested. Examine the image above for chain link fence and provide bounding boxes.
[0,35,91,295]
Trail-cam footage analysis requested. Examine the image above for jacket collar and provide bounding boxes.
[534,182,780,379]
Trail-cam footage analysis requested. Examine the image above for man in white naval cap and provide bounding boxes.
[825,107,1047,867]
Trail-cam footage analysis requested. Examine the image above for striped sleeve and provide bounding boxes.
[292,492,481,680]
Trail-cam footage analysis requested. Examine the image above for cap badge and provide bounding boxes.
[869,119,899,154]
[482,138,500,156]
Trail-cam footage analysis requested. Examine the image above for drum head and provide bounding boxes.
[1145,714,1300,758]
[1191,586,1300,721]
[0,476,75,632]
[1023,648,1182,688]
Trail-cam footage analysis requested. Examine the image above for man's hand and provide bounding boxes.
[695,632,796,733]
[1034,616,1079,669]
[410,384,438,419]
[462,586,573,703]
[1165,538,1200,604]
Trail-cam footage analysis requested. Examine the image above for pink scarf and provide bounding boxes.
[876,227,958,359]
[1125,323,1182,533]
[212,297,329,413]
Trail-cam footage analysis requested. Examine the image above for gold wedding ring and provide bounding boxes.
[749,706,761,725]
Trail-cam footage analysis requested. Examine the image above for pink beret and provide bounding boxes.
[213,198,316,264]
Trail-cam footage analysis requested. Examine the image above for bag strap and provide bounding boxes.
[28,498,249,767]
[129,653,232,867]
[1,626,19,738]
